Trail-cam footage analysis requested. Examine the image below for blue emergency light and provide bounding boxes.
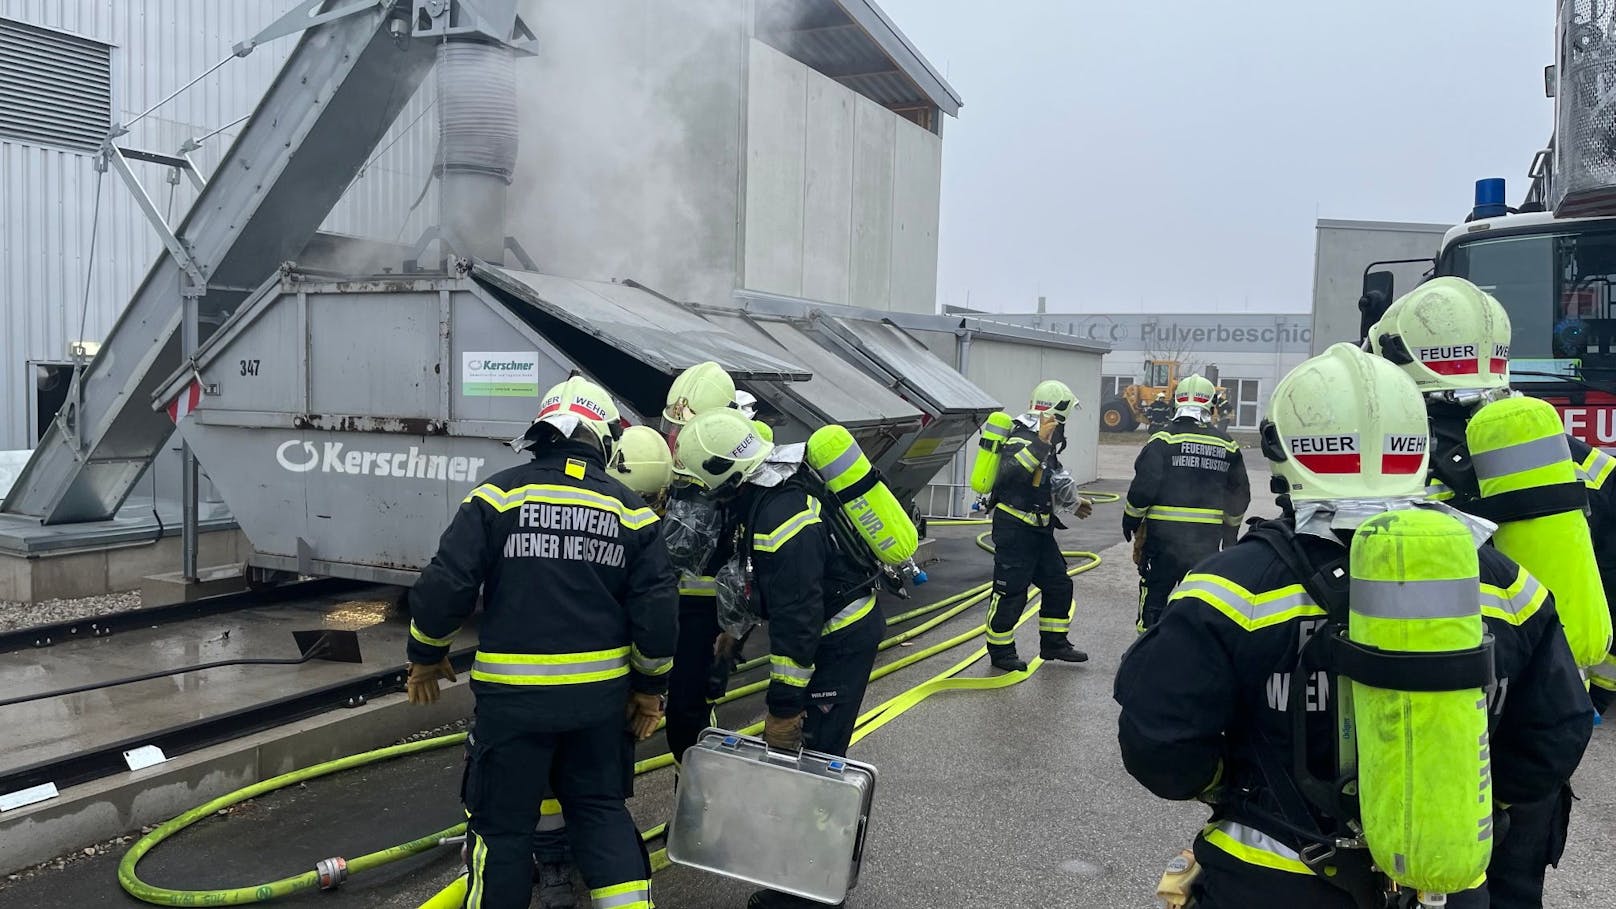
[1472,178,1509,220]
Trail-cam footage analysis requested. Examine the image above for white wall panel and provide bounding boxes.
[801,71,854,305]
[742,39,807,297]
[889,116,941,314]
[847,93,894,310]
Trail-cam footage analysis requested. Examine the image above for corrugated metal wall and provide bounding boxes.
[0,1,437,450]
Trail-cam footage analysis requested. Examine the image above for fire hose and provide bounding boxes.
[118,527,1105,906]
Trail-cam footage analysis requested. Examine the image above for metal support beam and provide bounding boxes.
[180,287,200,582]
[103,144,207,288]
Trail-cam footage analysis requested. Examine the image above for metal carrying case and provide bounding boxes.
[665,727,878,905]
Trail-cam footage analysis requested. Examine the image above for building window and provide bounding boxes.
[1230,378,1262,429]
[1100,375,1133,401]
[0,18,112,152]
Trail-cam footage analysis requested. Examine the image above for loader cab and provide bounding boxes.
[1142,360,1177,388]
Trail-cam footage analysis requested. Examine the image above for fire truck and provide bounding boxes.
[1356,1,1616,451]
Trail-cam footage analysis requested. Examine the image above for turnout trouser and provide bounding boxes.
[1137,542,1206,632]
[665,592,722,767]
[463,689,650,909]
[987,512,1073,652]
[801,600,884,757]
[1487,783,1576,909]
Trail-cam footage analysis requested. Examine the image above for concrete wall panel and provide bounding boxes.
[801,73,855,305]
[889,118,942,314]
[742,40,807,298]
[848,94,896,310]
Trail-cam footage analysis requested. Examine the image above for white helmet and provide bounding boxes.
[1173,374,1216,421]
[663,361,737,426]
[520,376,621,457]
[1262,343,1429,503]
[672,408,773,497]
[1368,277,1511,394]
[608,425,674,497]
[734,389,758,419]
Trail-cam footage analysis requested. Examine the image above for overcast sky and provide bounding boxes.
[877,0,1554,315]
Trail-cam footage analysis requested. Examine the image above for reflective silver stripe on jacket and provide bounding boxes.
[471,654,628,680]
[1350,577,1481,620]
[1470,434,1571,481]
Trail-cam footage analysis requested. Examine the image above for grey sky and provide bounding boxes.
[878,0,1553,315]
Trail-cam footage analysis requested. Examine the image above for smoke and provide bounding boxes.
[505,0,747,303]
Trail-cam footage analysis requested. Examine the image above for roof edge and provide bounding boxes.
[838,0,963,116]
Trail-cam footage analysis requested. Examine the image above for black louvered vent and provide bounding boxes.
[0,18,111,152]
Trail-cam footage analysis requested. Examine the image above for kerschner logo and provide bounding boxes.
[275,440,485,483]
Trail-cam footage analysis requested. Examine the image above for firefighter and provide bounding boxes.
[658,362,744,769]
[1146,392,1173,432]
[672,408,881,909]
[1114,344,1591,909]
[405,376,677,909]
[985,379,1094,673]
[1123,373,1250,631]
[1366,275,1616,909]
[530,424,677,908]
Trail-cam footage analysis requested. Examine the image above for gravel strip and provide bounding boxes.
[0,591,144,633]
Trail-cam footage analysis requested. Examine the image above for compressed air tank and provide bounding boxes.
[806,424,918,566]
[1467,396,1613,668]
[1349,509,1493,895]
[969,411,1016,495]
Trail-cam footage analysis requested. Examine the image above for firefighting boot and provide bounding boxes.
[748,889,843,909]
[988,644,1028,673]
[534,860,577,909]
[1040,632,1089,663]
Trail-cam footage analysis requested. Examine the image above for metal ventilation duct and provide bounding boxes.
[435,40,519,262]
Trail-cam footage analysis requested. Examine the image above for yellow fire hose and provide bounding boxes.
[117,524,1104,906]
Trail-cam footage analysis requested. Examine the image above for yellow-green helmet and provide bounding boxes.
[752,419,775,443]
[1368,277,1511,393]
[1029,379,1078,422]
[1263,343,1430,502]
[672,408,774,496]
[608,425,674,497]
[663,361,737,426]
[1173,374,1217,418]
[527,376,621,456]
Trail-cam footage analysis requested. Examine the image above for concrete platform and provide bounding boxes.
[0,583,433,775]
[141,564,251,607]
[2,452,1612,907]
[0,507,244,604]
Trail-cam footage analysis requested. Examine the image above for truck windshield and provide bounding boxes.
[1441,227,1616,377]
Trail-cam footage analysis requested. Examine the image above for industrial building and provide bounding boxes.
[945,306,1310,430]
[0,0,1106,602]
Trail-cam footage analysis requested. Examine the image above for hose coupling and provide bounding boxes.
[316,856,349,890]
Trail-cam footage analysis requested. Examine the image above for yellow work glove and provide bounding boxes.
[713,632,739,661]
[1132,523,1148,567]
[1038,414,1058,443]
[763,711,804,751]
[1075,497,1094,519]
[625,691,665,742]
[406,658,457,705]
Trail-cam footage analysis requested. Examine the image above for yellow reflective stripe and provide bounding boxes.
[1425,480,1456,502]
[471,647,631,686]
[409,620,455,648]
[1171,574,1324,631]
[678,572,717,597]
[769,654,814,687]
[1203,821,1312,876]
[1152,432,1239,451]
[985,593,1016,645]
[1222,513,1244,526]
[537,798,566,831]
[1012,445,1041,473]
[1580,448,1616,490]
[1590,652,1616,691]
[994,502,1050,526]
[1039,617,1070,632]
[1472,434,1573,482]
[590,880,652,909]
[1124,501,1148,519]
[469,831,489,909]
[1480,570,1547,626]
[630,644,672,676]
[823,593,876,635]
[465,483,659,529]
[753,495,823,552]
[540,798,562,816]
[1145,505,1225,525]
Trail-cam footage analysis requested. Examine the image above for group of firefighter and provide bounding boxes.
[397,273,1613,908]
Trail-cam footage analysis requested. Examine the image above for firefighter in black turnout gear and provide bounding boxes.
[1366,276,1616,909]
[1115,345,1592,909]
[984,380,1093,672]
[406,377,676,909]
[1123,373,1250,631]
[672,408,882,909]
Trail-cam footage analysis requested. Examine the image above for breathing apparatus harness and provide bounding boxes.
[1217,516,1498,909]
